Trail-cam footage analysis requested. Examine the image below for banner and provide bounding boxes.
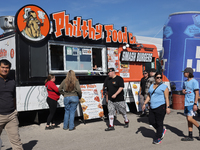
[130,82,140,112]
[79,84,104,120]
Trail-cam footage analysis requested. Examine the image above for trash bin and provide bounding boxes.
[172,91,185,110]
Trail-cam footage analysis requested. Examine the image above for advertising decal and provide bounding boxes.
[15,5,137,45]
[107,47,119,72]
[15,5,50,42]
[0,36,16,69]
[16,84,104,119]
[130,82,140,111]
[16,83,139,116]
[120,51,152,62]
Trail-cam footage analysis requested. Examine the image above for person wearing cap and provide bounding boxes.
[139,70,149,117]
[104,68,129,131]
[181,67,200,141]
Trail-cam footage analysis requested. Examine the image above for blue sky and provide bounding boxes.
[0,0,200,38]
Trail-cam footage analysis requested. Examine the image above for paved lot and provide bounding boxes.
[1,109,200,150]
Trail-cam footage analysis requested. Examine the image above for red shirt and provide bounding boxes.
[45,81,60,101]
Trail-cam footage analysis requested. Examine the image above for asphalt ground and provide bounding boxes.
[1,109,200,150]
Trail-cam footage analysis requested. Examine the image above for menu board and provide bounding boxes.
[80,84,104,120]
[107,47,119,72]
[120,62,130,78]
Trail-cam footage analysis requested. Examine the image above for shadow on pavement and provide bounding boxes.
[137,116,149,124]
[135,126,155,139]
[164,124,185,137]
[104,117,124,127]
[177,112,185,116]
[137,115,185,138]
[6,140,38,150]
[177,111,200,121]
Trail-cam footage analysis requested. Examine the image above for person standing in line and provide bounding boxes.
[105,68,129,131]
[181,67,200,141]
[0,59,23,150]
[45,74,60,130]
[139,70,149,117]
[142,72,170,144]
[59,70,82,131]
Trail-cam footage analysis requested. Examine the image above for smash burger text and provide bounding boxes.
[50,11,136,44]
[120,51,152,62]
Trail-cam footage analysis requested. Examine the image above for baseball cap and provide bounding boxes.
[108,68,115,73]
[182,67,193,74]
[150,68,156,72]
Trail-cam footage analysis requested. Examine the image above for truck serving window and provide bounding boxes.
[49,43,107,74]
[50,45,64,70]
[65,46,92,70]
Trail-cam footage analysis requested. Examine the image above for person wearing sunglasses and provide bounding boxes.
[142,72,170,144]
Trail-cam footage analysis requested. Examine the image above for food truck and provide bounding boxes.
[0,5,169,120]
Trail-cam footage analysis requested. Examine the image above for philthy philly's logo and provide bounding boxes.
[16,5,50,42]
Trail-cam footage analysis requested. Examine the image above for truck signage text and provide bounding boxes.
[51,11,136,44]
[120,51,152,62]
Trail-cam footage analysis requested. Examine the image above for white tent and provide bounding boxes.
[135,35,163,57]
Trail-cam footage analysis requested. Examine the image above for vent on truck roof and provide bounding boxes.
[0,16,15,33]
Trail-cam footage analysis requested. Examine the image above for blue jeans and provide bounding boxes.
[63,96,79,130]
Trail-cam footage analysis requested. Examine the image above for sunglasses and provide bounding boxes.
[156,77,162,79]
[143,72,148,74]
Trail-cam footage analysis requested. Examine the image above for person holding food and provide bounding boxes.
[104,68,129,131]
[59,70,82,131]
[142,72,170,144]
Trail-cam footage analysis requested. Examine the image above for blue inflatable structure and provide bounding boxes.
[163,11,200,91]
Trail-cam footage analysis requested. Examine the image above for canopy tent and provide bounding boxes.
[135,35,163,57]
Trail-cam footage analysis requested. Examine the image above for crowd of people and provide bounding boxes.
[138,67,200,144]
[1,58,200,149]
